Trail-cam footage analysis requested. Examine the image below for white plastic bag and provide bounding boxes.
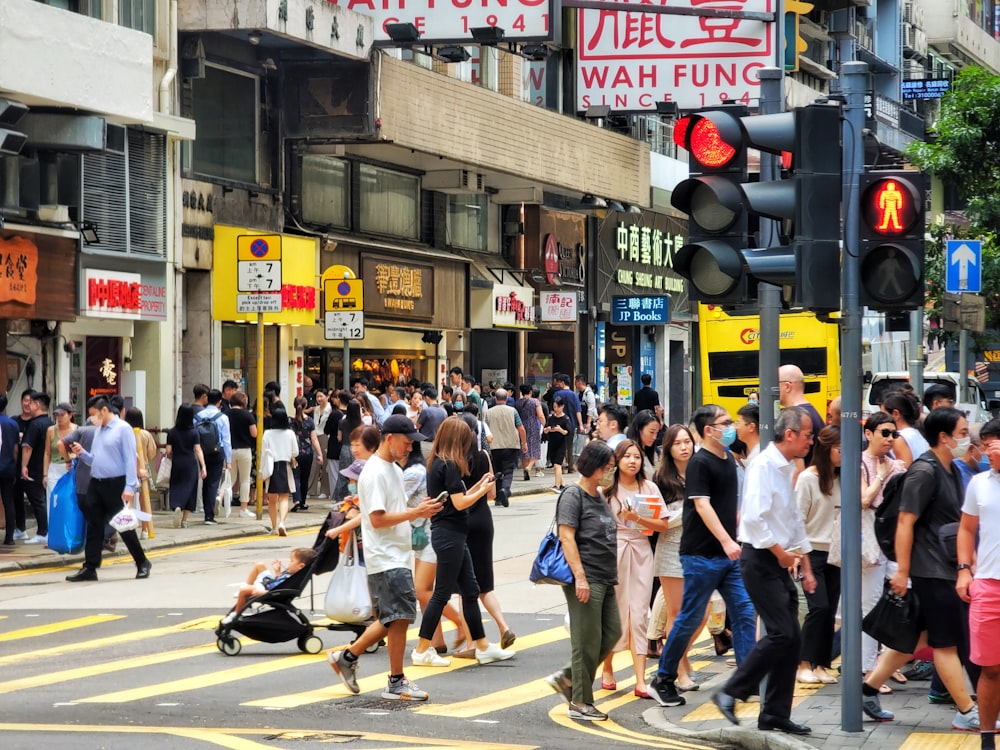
[324,532,372,623]
[109,504,141,533]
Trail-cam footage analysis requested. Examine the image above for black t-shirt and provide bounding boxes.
[634,386,660,413]
[900,452,964,580]
[798,402,826,466]
[228,409,256,450]
[326,408,343,454]
[22,415,52,478]
[681,447,740,558]
[417,405,448,442]
[545,413,572,452]
[426,457,469,529]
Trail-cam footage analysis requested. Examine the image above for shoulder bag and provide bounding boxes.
[529,488,575,586]
[324,532,373,623]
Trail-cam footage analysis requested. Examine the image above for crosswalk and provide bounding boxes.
[0,610,727,749]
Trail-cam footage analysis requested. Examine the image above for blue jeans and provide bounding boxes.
[656,554,757,680]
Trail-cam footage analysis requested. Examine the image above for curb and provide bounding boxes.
[642,708,819,750]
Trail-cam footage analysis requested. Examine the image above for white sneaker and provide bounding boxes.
[13,528,27,540]
[140,530,149,540]
[240,509,255,518]
[173,508,182,528]
[24,534,47,545]
[953,704,981,731]
[221,612,235,626]
[475,643,516,664]
[411,648,451,667]
[318,493,329,499]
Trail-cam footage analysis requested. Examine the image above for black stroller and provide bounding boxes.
[214,511,372,656]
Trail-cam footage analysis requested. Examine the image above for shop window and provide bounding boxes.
[301,156,349,228]
[446,193,487,251]
[189,65,258,184]
[359,164,418,240]
[119,0,155,34]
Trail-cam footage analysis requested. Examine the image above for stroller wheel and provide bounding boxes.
[217,636,242,656]
[365,640,382,654]
[299,634,323,654]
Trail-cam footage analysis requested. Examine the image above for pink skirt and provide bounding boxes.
[970,578,1000,666]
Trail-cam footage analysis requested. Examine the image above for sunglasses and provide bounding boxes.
[877,428,900,439]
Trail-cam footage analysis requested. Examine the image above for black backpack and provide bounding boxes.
[196,411,223,454]
[874,455,934,562]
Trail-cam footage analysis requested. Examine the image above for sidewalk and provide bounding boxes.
[0,466,561,574]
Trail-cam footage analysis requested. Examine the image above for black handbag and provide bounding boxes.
[862,582,922,654]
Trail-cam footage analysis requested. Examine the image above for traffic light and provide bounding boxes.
[0,98,28,156]
[858,170,926,312]
[671,104,843,312]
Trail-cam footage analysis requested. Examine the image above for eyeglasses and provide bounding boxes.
[712,420,734,428]
[877,428,900,439]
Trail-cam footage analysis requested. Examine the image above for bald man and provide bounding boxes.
[826,396,841,427]
[777,365,825,467]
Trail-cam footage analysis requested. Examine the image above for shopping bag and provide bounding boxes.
[155,453,172,488]
[862,582,921,654]
[529,492,574,586]
[47,468,84,555]
[109,504,141,533]
[324,532,372,623]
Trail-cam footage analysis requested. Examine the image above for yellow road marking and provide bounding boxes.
[898,734,978,750]
[0,614,124,642]
[680,693,809,722]
[547,703,714,749]
[0,615,218,668]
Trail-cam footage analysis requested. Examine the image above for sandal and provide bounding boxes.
[797,669,820,684]
[879,683,893,695]
[890,670,908,684]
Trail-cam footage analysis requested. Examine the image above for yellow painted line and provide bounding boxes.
[0,724,537,749]
[547,703,714,749]
[245,625,568,709]
[0,615,218,668]
[77,651,322,703]
[0,643,217,694]
[680,693,810,722]
[898,734,978,750]
[0,614,124,642]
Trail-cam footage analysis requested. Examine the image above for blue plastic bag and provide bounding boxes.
[48,468,84,555]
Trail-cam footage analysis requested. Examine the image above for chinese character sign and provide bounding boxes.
[0,236,38,306]
[540,291,577,322]
[576,0,774,112]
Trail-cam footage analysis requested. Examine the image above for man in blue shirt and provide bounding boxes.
[66,396,151,581]
[553,373,583,472]
[196,389,232,525]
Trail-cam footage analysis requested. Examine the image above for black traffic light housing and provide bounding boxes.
[671,103,843,312]
[858,170,926,312]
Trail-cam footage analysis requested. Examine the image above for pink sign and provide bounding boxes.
[541,291,577,322]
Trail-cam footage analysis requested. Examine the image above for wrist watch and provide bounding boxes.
[958,563,973,572]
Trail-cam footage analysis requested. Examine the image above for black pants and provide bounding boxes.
[293,452,312,505]
[801,549,840,668]
[202,456,224,522]
[725,545,801,719]
[82,476,147,570]
[491,448,518,507]
[417,522,485,642]
[0,476,15,543]
[22,474,47,535]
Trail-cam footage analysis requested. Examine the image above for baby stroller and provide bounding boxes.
[215,533,340,656]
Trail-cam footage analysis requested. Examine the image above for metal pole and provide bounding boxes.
[910,310,924,394]
[839,59,868,733]
[254,312,265,520]
[757,67,783,447]
[959,328,969,402]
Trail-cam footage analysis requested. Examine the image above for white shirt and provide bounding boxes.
[606,433,627,450]
[357,454,412,575]
[738,442,812,552]
[314,403,332,433]
[962,470,1000,579]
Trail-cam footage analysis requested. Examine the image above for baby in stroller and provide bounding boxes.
[225,547,316,621]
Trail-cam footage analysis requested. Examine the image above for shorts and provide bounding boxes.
[911,575,969,649]
[414,523,437,565]
[970,578,1000,666]
[367,568,417,626]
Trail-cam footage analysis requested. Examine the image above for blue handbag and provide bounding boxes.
[529,491,574,586]
[48,468,84,555]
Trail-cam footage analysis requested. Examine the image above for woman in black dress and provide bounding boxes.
[290,396,322,512]
[332,399,363,504]
[167,404,207,529]
[544,395,573,492]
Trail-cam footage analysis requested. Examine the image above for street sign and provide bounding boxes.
[237,260,281,292]
[611,295,670,324]
[237,235,282,261]
[237,293,282,313]
[946,240,982,294]
[324,278,363,311]
[325,311,364,340]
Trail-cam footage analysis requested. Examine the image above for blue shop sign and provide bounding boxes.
[611,295,670,324]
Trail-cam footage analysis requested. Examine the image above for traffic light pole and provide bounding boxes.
[910,310,924,394]
[757,68,784,446]
[840,60,867,733]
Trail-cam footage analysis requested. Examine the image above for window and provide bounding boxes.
[190,65,258,183]
[119,0,155,34]
[36,0,102,19]
[359,164,418,239]
[301,156,349,228]
[447,193,487,251]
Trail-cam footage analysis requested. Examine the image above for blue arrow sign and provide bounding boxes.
[946,240,982,294]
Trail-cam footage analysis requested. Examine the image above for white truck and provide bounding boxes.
[863,371,995,423]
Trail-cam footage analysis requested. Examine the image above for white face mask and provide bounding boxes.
[950,436,971,458]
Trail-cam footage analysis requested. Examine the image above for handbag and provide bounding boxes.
[529,490,574,586]
[862,581,922,654]
[324,532,373,623]
[109,504,141,533]
[260,446,274,481]
[155,453,172,488]
[828,508,881,568]
[411,520,430,551]
[47,468,84,555]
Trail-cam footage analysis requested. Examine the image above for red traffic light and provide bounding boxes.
[861,175,922,237]
[673,112,741,170]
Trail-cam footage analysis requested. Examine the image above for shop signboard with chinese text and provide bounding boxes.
[81,269,142,320]
[0,229,76,321]
[362,254,434,321]
[492,283,536,329]
[611,295,669,324]
[85,336,121,399]
[576,0,773,112]
[540,291,577,322]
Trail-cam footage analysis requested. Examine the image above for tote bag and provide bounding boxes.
[47,468,84,555]
[529,489,574,586]
[324,532,373,623]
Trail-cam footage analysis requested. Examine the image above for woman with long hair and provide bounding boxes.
[410,417,513,667]
[290,396,322,512]
[516,383,545,480]
[332,400,363,504]
[882,390,928,468]
[600,439,669,698]
[167,404,207,529]
[649,424,703,690]
[262,407,298,536]
[627,409,661,474]
[123,407,157,538]
[795,424,842,685]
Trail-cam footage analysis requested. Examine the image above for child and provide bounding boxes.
[225,547,316,620]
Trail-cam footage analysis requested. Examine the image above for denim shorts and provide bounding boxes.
[368,568,417,626]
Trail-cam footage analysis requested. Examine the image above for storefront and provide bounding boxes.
[468,278,536,388]
[594,211,692,423]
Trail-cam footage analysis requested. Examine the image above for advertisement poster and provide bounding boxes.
[616,364,633,406]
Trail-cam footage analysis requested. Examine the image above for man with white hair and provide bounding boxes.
[484,388,527,508]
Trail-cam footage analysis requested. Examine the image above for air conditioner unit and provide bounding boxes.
[914,30,928,56]
[422,169,485,194]
[903,23,915,50]
[903,0,913,24]
[35,204,70,223]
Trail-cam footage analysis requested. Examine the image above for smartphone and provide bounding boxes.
[435,491,448,504]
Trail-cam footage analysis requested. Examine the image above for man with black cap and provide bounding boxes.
[328,415,443,701]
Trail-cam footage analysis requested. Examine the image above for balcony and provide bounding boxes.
[0,0,153,122]
[922,0,1000,71]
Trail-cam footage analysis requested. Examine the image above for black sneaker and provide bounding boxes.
[649,676,686,707]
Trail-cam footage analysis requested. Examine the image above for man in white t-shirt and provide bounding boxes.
[958,417,1000,749]
[328,415,442,701]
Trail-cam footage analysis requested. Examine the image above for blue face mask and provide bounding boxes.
[348,482,357,495]
[719,426,737,447]
[979,458,991,473]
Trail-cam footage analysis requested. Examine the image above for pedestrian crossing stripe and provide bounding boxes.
[547,704,716,750]
[0,614,124,642]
